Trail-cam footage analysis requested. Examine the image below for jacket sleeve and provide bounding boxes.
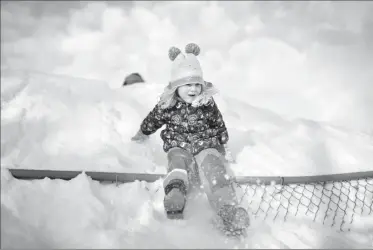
[140,104,166,135]
[208,99,229,144]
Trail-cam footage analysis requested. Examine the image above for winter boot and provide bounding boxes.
[163,169,189,220]
[217,204,250,236]
[164,179,187,219]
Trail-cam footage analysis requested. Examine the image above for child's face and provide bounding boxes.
[177,83,202,103]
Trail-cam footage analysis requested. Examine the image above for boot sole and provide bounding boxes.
[164,188,186,219]
[166,211,184,220]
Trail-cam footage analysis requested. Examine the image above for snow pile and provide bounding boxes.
[2,168,372,249]
[2,70,372,176]
[1,70,373,248]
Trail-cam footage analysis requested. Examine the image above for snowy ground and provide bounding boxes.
[1,70,373,249]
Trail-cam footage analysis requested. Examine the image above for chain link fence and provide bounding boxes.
[7,168,373,231]
[234,172,373,231]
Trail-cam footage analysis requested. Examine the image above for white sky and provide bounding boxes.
[1,1,373,131]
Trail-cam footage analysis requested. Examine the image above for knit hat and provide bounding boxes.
[158,43,218,109]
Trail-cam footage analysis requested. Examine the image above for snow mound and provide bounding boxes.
[1,70,373,248]
[2,171,372,249]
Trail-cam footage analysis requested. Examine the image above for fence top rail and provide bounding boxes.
[6,168,165,183]
[6,168,373,185]
[234,170,373,185]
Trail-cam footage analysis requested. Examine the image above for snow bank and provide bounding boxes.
[1,70,372,248]
[2,70,373,176]
[1,169,372,249]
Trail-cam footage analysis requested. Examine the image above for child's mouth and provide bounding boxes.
[188,94,196,97]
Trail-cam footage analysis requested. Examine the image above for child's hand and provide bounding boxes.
[131,130,149,142]
[225,150,236,163]
[223,144,236,163]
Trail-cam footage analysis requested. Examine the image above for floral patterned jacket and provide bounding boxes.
[140,97,229,156]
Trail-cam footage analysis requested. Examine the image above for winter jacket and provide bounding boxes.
[140,97,229,156]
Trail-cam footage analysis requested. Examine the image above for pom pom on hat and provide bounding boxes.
[168,46,181,61]
[185,43,200,56]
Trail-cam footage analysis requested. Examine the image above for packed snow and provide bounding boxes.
[2,1,373,248]
[1,69,373,249]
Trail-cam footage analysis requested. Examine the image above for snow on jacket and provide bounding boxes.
[140,97,229,156]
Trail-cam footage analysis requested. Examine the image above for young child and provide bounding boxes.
[132,43,250,233]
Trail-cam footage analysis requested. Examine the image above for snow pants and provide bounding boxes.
[163,147,238,212]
